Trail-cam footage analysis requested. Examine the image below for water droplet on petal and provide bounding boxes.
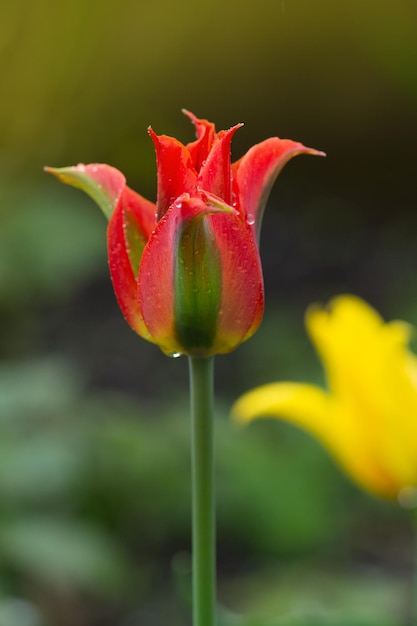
[169,352,182,359]
[246,213,255,225]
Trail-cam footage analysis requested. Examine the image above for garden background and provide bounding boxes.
[1,1,417,624]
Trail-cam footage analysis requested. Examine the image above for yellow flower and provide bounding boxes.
[232,295,417,501]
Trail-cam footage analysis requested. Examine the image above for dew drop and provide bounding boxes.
[169,352,182,359]
[246,213,255,225]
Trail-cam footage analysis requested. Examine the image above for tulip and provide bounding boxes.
[233,295,417,500]
[46,110,323,358]
[46,111,324,626]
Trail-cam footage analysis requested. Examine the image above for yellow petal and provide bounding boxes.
[306,296,403,411]
[234,296,417,499]
[233,382,331,434]
[232,382,399,497]
[306,295,417,495]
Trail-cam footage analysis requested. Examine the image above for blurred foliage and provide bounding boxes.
[0,356,411,625]
[1,0,417,624]
[0,180,105,304]
[222,566,406,626]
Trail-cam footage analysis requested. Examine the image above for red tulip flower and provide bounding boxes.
[46,111,323,357]
[47,111,324,626]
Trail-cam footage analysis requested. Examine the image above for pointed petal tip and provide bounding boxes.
[311,148,326,158]
[147,126,157,140]
[44,163,83,181]
[44,163,127,220]
[199,190,239,215]
[182,109,244,133]
[181,108,196,121]
[291,143,326,158]
[226,122,244,134]
[44,164,68,176]
[44,162,102,177]
[44,162,86,176]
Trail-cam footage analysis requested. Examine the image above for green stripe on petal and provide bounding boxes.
[138,193,236,357]
[174,217,222,353]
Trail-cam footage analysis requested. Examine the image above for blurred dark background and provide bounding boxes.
[0,1,417,624]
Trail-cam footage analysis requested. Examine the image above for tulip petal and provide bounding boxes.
[307,295,417,494]
[306,296,405,407]
[198,124,243,205]
[107,187,156,339]
[138,194,261,356]
[208,214,264,351]
[45,163,126,220]
[148,128,198,221]
[233,138,325,238]
[183,109,216,171]
[120,188,156,276]
[47,162,156,338]
[138,195,222,355]
[174,209,263,354]
[233,382,332,432]
[232,382,399,497]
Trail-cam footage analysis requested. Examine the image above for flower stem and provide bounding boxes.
[189,356,216,626]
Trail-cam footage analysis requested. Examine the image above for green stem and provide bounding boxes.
[189,356,216,626]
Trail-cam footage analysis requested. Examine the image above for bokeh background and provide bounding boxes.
[1,1,417,624]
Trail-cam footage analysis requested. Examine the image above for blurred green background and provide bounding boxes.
[1,1,417,624]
